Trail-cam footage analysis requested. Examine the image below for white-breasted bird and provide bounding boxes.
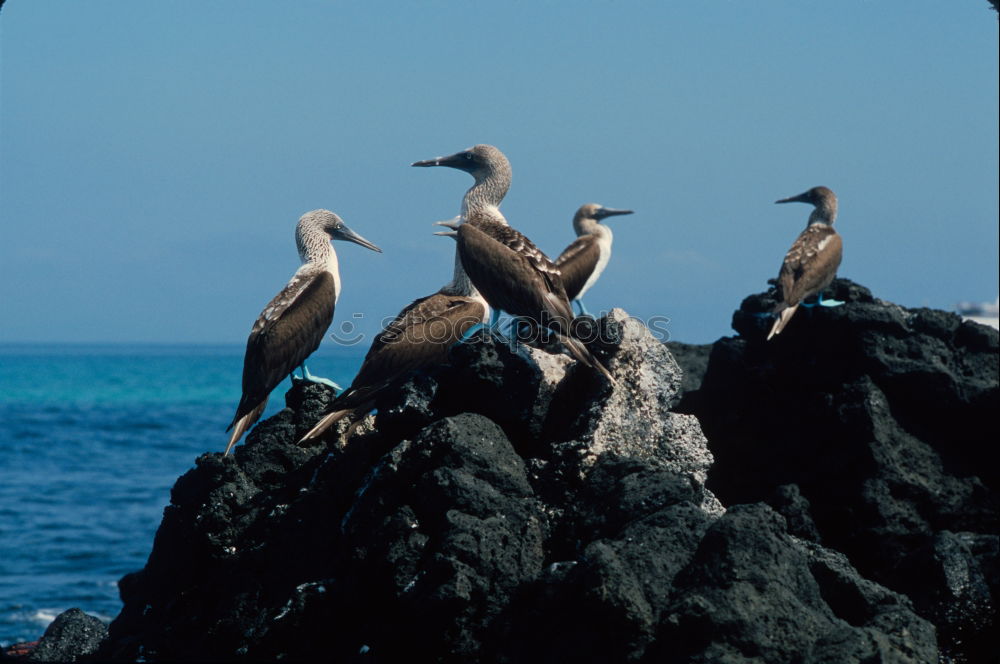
[555,203,634,316]
[225,209,381,454]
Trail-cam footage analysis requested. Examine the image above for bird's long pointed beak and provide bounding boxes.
[598,207,634,219]
[332,224,382,253]
[434,230,458,238]
[775,192,809,205]
[412,149,467,169]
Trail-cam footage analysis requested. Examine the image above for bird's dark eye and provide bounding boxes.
[465,152,473,160]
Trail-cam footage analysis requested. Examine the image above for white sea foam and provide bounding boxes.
[31,608,60,626]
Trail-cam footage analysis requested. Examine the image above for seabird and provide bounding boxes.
[412,144,614,382]
[555,203,634,315]
[767,186,843,340]
[225,209,381,454]
[298,239,489,443]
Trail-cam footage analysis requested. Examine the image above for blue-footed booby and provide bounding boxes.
[767,186,843,340]
[412,144,614,383]
[555,203,634,315]
[298,240,489,443]
[225,209,381,455]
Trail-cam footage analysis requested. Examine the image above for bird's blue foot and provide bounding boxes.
[800,291,845,308]
[298,363,342,392]
[460,323,485,342]
[503,316,522,337]
[574,300,592,317]
[489,311,514,344]
[752,311,776,319]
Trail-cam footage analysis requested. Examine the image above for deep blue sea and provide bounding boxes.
[0,344,363,646]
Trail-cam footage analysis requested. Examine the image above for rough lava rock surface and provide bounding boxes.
[19,609,107,663]
[90,306,945,662]
[670,278,999,664]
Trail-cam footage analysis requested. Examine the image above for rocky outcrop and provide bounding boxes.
[671,278,999,663]
[24,609,106,663]
[93,307,941,662]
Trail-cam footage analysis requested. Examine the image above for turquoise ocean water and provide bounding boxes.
[0,344,363,646]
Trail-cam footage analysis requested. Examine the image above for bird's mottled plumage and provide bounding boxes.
[413,144,614,382]
[457,218,571,322]
[768,186,843,340]
[225,209,381,454]
[555,203,633,303]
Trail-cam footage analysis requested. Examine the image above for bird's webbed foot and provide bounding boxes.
[298,363,343,392]
[800,291,845,308]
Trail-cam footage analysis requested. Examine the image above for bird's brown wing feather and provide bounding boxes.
[457,221,614,383]
[555,235,601,301]
[332,293,487,411]
[229,269,337,429]
[457,222,575,328]
[776,227,843,308]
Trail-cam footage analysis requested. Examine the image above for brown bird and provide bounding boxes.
[298,243,489,443]
[768,186,843,340]
[412,144,615,383]
[225,210,381,454]
[555,203,634,315]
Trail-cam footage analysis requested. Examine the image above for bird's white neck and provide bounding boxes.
[574,217,614,240]
[460,161,512,222]
[461,204,509,226]
[295,224,341,299]
[296,221,335,264]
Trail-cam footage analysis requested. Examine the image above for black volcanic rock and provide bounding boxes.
[652,503,935,663]
[26,609,106,663]
[674,277,999,663]
[664,340,711,400]
[96,307,941,662]
[766,483,823,543]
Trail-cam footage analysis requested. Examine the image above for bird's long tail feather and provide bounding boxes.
[767,304,800,340]
[224,400,267,455]
[556,332,617,385]
[298,408,355,444]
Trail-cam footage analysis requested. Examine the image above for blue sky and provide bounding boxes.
[1,1,997,345]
